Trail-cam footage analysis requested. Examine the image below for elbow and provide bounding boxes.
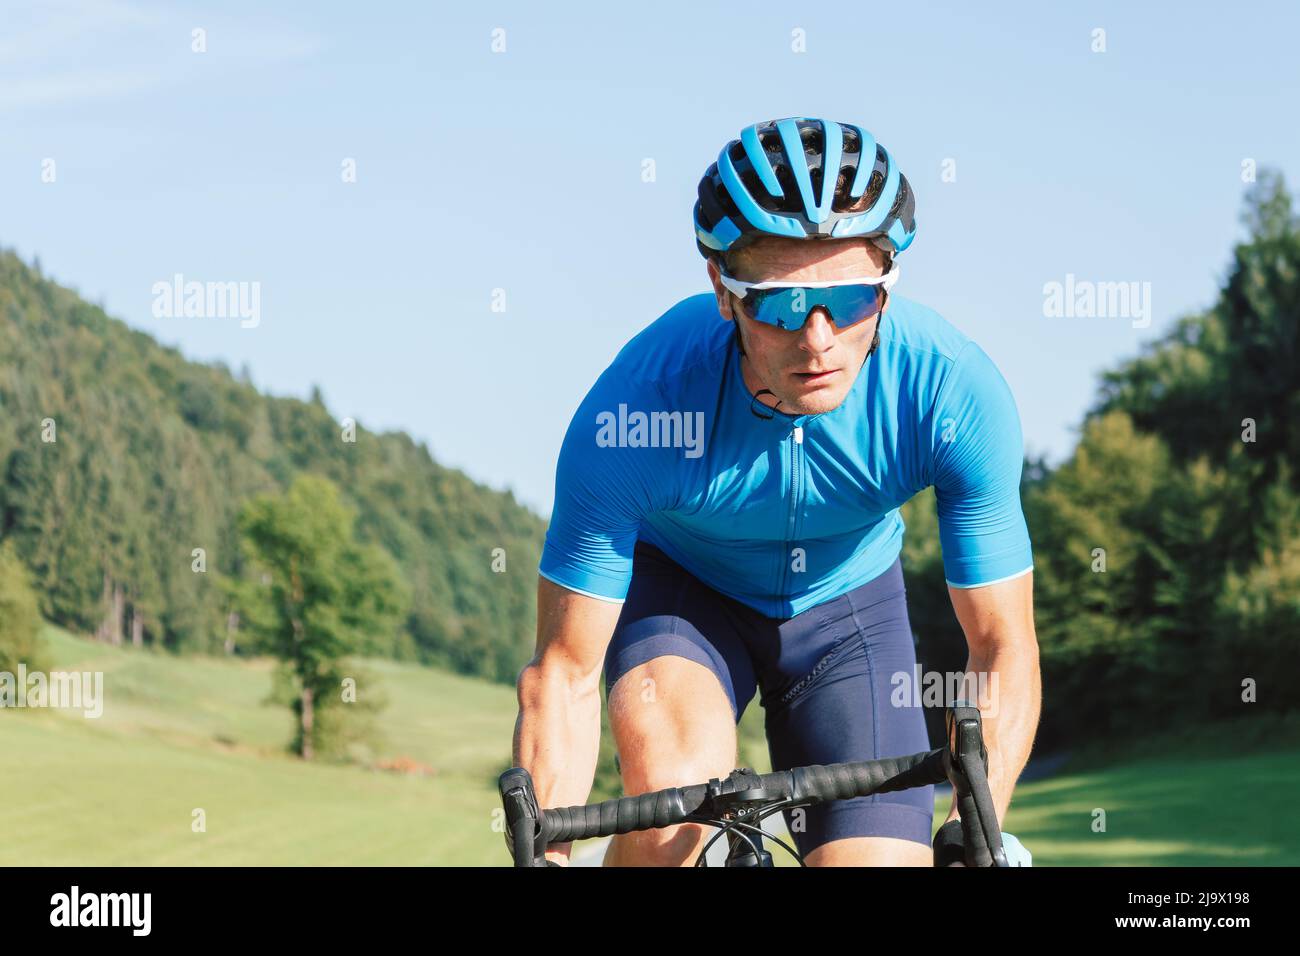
[968,627,1039,667]
[515,660,547,711]
[516,655,603,712]
[961,617,1040,683]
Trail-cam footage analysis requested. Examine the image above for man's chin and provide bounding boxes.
[780,387,851,416]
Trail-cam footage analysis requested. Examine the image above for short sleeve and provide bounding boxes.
[930,343,1034,588]
[538,372,675,602]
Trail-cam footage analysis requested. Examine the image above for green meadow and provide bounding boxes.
[3,627,1295,866]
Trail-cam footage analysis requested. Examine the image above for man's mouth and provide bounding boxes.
[793,368,838,383]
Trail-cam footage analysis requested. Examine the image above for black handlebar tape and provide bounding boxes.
[512,812,538,867]
[789,749,945,804]
[932,818,966,867]
[945,702,1009,868]
[956,788,993,868]
[536,749,943,845]
[540,783,709,843]
[958,753,1008,867]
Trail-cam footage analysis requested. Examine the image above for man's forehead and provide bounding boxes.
[729,237,886,275]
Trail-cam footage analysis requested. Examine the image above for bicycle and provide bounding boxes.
[499,701,1011,867]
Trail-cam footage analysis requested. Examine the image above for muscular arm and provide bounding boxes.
[513,576,624,864]
[942,571,1041,827]
[925,338,1038,832]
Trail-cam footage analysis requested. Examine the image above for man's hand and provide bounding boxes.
[933,818,1033,866]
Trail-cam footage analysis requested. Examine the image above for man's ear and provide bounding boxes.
[706,258,734,321]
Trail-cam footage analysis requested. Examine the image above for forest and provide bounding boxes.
[0,250,543,683]
[1,173,1296,750]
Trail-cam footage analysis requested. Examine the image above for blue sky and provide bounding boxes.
[4,0,1298,514]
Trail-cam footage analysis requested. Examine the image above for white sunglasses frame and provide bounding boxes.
[717,261,901,298]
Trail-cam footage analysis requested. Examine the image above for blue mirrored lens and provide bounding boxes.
[746,284,882,330]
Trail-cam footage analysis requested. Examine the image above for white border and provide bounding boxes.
[945,564,1034,590]
[538,568,627,604]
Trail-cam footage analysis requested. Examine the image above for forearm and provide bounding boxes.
[944,641,1040,824]
[511,576,623,863]
[513,657,604,861]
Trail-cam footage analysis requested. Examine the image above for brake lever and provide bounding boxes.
[498,767,547,867]
[945,702,1009,868]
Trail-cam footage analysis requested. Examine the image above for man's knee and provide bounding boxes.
[804,836,932,867]
[604,656,736,866]
[607,655,736,791]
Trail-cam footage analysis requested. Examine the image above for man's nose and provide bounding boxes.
[798,308,836,351]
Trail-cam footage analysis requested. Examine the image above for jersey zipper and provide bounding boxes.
[779,424,805,607]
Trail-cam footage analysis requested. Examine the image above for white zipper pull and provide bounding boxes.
[793,425,804,444]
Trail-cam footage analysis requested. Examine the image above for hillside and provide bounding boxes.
[4,626,517,865]
[4,171,1298,751]
[0,250,545,681]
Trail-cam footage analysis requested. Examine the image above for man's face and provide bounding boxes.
[707,237,889,416]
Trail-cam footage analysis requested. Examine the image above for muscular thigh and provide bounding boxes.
[600,542,761,865]
[603,541,760,788]
[607,656,736,793]
[603,657,736,867]
[754,560,935,865]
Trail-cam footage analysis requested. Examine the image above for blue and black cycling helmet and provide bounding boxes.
[694,117,916,264]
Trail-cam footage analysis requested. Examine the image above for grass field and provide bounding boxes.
[3,626,516,865]
[3,626,1296,865]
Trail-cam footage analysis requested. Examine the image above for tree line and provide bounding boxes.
[0,251,543,687]
[2,173,1296,757]
[902,171,1299,749]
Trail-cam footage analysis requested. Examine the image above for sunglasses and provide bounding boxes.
[718,263,899,331]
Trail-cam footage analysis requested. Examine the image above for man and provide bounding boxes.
[513,117,1040,866]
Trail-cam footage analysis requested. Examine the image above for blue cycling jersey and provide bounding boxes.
[540,292,1033,617]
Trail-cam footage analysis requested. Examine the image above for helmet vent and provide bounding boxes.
[887,177,911,218]
[771,165,800,212]
[714,180,740,220]
[832,166,855,211]
[864,170,885,207]
[809,166,824,201]
[742,168,776,209]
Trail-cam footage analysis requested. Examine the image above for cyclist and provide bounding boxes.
[513,117,1041,866]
